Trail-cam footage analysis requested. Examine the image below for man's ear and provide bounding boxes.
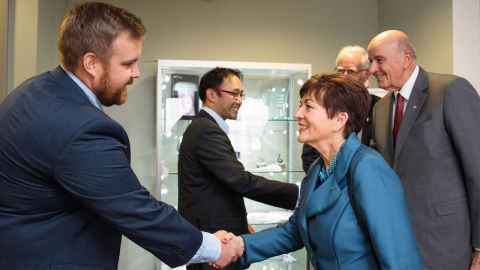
[81,52,102,79]
[403,51,414,69]
[205,88,218,104]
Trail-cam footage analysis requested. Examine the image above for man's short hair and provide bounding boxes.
[336,45,369,70]
[58,2,146,71]
[199,67,243,102]
[398,39,417,59]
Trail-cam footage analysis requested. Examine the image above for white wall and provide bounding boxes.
[378,0,453,74]
[453,0,480,92]
[12,0,38,87]
[36,0,68,73]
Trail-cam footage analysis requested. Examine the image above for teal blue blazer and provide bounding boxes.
[239,134,423,270]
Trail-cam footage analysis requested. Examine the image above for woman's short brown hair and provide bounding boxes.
[299,73,371,137]
[58,2,146,71]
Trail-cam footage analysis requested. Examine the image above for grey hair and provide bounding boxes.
[336,45,370,70]
[398,39,417,59]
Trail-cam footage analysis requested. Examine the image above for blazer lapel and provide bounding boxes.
[300,161,321,213]
[297,161,320,235]
[394,69,429,163]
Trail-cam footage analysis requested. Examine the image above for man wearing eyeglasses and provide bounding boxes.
[178,67,299,270]
[301,45,387,172]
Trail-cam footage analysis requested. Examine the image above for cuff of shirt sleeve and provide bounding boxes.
[187,232,221,264]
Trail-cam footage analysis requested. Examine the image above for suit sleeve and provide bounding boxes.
[238,210,304,268]
[53,118,202,268]
[443,78,480,248]
[352,153,423,269]
[195,125,298,210]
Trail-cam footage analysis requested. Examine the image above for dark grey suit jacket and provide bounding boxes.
[372,68,480,270]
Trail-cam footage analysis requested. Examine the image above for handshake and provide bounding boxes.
[210,230,245,269]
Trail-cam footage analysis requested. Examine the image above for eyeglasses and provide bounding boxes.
[217,89,245,100]
[335,67,366,75]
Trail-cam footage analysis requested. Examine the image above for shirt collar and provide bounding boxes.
[202,107,229,134]
[63,67,103,110]
[398,65,419,100]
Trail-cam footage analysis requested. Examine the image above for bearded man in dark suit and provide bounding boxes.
[0,3,241,269]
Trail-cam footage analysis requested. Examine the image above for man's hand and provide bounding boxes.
[211,232,244,268]
[470,250,480,270]
[214,230,233,243]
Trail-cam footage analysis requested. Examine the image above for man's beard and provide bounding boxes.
[97,71,130,106]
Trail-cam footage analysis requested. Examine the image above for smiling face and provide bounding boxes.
[212,75,244,120]
[367,33,415,92]
[295,93,340,147]
[94,32,143,106]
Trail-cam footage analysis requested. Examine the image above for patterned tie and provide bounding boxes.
[392,94,405,147]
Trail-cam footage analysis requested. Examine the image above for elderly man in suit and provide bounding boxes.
[0,2,242,269]
[368,29,480,270]
[178,67,299,270]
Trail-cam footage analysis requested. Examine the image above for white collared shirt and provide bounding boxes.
[391,65,420,125]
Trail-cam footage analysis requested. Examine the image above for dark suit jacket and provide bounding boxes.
[372,68,480,270]
[178,110,298,235]
[301,94,380,173]
[0,67,202,270]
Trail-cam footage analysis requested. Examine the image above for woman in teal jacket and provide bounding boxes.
[232,74,423,270]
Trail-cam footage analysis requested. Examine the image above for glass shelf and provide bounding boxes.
[156,60,311,270]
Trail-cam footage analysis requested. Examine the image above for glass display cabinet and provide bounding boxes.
[156,60,311,270]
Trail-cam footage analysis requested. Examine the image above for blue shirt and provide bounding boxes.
[202,107,229,134]
[64,68,103,110]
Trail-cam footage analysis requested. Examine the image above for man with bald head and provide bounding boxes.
[369,30,480,269]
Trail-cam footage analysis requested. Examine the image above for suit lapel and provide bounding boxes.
[394,69,429,162]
